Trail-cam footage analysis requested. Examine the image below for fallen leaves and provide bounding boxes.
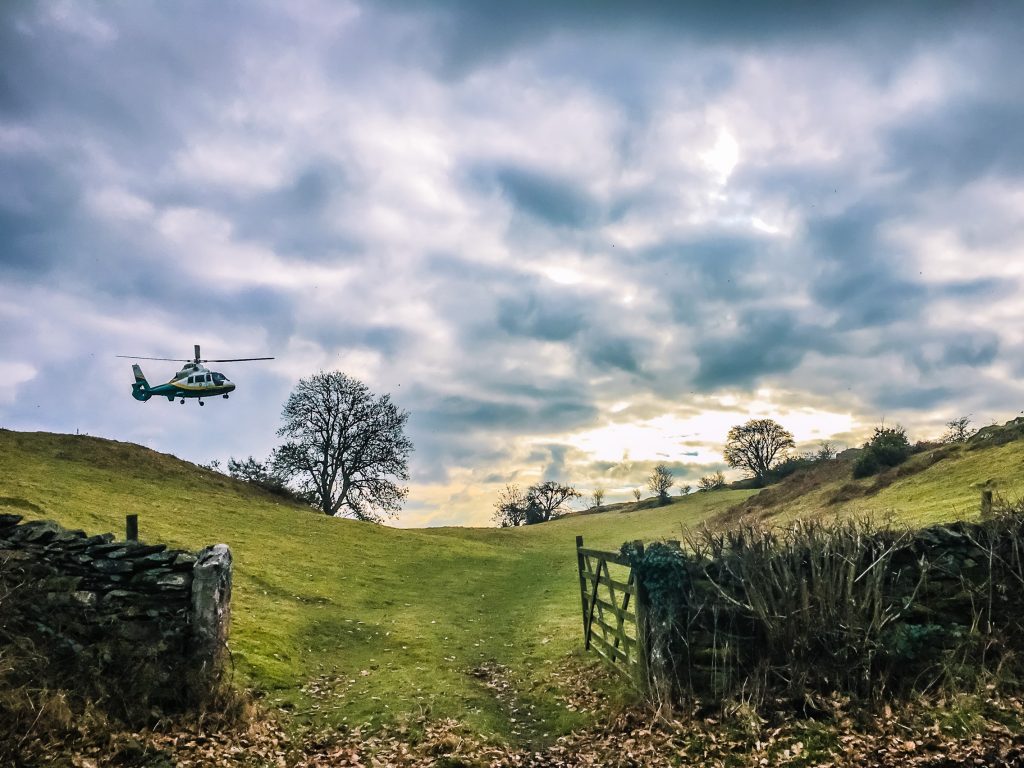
[12,669,1024,766]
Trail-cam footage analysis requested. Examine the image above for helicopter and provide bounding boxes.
[117,345,274,405]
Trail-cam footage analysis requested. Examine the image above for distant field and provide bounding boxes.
[1,427,1017,742]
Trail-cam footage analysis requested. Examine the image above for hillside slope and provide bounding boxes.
[0,429,749,740]
[3,425,1020,741]
[725,419,1024,527]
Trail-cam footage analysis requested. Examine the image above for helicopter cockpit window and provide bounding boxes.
[212,373,226,384]
[187,376,194,384]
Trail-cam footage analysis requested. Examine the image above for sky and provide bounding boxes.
[2,1,1024,527]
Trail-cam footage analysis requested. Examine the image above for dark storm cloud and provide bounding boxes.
[693,309,830,390]
[412,392,596,436]
[491,167,599,227]
[0,2,266,163]
[901,330,1001,375]
[873,384,954,411]
[940,334,1000,368]
[406,431,514,484]
[492,278,645,375]
[0,152,84,276]
[378,0,988,75]
[497,288,586,341]
[171,162,364,261]
[641,232,771,314]
[849,324,1001,396]
[886,99,1024,187]
[583,335,643,375]
[806,206,927,330]
[729,163,848,211]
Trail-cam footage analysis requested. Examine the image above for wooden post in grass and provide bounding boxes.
[981,489,993,517]
[126,514,138,541]
[631,540,652,697]
[576,535,589,648]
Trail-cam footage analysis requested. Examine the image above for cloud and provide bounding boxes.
[584,335,643,375]
[886,98,1024,187]
[490,166,599,227]
[692,309,829,390]
[376,1,994,76]
[3,0,1024,526]
[497,286,586,341]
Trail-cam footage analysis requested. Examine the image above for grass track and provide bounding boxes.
[1,427,1020,742]
[0,429,748,741]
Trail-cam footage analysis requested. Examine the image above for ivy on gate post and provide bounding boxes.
[621,540,689,711]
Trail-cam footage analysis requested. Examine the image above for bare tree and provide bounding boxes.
[648,463,675,505]
[943,415,975,444]
[632,488,642,502]
[492,484,529,527]
[679,484,692,496]
[272,371,412,521]
[591,487,605,510]
[815,441,837,461]
[723,419,795,486]
[525,481,580,523]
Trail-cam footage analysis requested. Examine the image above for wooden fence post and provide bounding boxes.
[126,514,138,541]
[981,489,993,517]
[576,535,589,648]
[632,540,651,696]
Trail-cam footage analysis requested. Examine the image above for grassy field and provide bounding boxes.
[725,434,1024,529]
[1,427,1020,743]
[0,429,750,741]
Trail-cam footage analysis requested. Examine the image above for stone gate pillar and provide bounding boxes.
[190,543,232,688]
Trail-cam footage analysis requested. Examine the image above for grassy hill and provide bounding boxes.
[0,429,749,741]
[722,420,1024,528]
[2,425,1022,743]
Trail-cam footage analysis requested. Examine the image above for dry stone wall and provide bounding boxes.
[0,513,231,720]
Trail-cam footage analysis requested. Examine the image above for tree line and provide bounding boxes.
[491,414,981,527]
[218,368,980,527]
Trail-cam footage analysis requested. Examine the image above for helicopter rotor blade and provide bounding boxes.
[202,357,275,363]
[115,355,191,362]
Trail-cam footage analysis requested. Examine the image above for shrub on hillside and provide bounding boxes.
[853,426,911,479]
[227,456,308,505]
[757,441,839,485]
[697,471,726,492]
[942,415,975,444]
[764,455,815,483]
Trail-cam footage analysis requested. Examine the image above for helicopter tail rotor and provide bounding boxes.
[131,364,152,402]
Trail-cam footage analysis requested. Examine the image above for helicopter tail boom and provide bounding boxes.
[131,364,152,401]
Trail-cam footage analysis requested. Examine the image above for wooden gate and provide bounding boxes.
[575,536,648,689]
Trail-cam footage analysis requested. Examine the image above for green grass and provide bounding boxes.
[2,427,1021,743]
[0,429,748,742]
[731,439,1024,528]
